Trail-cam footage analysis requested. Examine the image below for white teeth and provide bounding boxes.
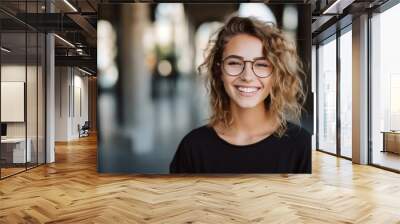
[237,86,259,93]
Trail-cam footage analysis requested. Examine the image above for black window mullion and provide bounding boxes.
[337,30,341,157]
[36,0,39,168]
[0,22,2,179]
[316,44,320,151]
[25,0,28,171]
[367,11,373,165]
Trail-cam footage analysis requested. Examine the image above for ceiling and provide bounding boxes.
[1,0,98,73]
[0,0,391,73]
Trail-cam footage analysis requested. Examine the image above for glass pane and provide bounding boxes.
[340,29,352,158]
[318,37,337,154]
[371,4,400,171]
[1,30,27,177]
[26,0,38,169]
[38,33,45,165]
[27,31,38,169]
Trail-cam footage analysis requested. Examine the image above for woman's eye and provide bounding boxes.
[228,61,242,65]
[255,62,269,67]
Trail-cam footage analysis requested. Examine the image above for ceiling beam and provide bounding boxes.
[67,13,97,39]
[55,55,96,70]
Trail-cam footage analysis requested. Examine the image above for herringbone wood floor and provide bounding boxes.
[1,135,400,224]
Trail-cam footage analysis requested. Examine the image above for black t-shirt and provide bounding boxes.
[170,122,311,174]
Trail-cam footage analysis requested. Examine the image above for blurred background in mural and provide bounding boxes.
[97,3,312,173]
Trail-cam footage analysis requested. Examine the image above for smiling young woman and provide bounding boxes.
[170,16,311,174]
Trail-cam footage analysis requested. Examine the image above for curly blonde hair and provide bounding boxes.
[198,16,307,137]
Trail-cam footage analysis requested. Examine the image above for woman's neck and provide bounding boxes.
[227,102,278,136]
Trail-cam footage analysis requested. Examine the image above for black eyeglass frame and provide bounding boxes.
[219,56,273,78]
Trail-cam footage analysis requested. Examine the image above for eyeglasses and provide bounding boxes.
[221,56,273,78]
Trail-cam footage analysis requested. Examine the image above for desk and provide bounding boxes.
[1,138,31,163]
[381,131,400,154]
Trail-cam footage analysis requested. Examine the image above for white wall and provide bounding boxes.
[1,82,25,122]
[1,65,26,134]
[71,72,89,138]
[55,66,69,141]
[55,67,89,141]
[1,65,36,138]
[1,63,46,164]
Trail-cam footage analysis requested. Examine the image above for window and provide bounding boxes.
[339,29,352,158]
[370,2,400,171]
[317,36,337,154]
[0,1,46,179]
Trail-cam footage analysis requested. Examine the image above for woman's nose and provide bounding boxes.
[240,61,255,81]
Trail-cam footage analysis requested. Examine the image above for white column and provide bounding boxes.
[46,33,55,163]
[45,1,55,163]
[352,14,369,164]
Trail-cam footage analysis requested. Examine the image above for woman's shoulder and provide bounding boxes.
[180,125,213,145]
[284,122,311,142]
[171,125,212,173]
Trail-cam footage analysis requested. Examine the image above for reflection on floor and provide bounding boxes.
[373,150,400,171]
[341,147,352,159]
[0,162,43,178]
[0,167,25,178]
[317,148,400,171]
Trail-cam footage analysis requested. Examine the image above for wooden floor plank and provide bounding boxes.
[1,135,400,223]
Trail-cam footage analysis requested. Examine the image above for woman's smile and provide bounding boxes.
[235,85,262,97]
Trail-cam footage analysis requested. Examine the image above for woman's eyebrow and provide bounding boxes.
[224,55,266,60]
[253,56,266,60]
[224,55,243,60]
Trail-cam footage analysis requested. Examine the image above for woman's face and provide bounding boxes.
[221,34,273,110]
